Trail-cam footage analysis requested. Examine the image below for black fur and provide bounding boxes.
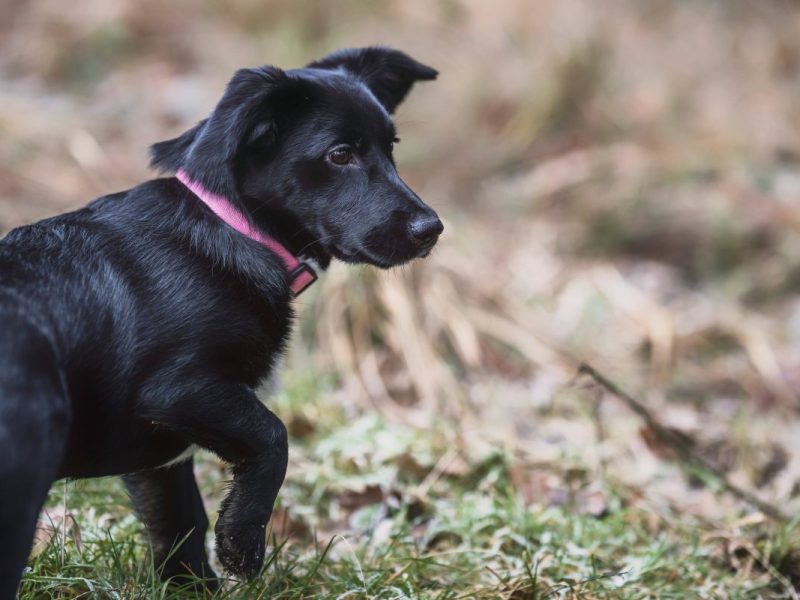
[0,46,441,597]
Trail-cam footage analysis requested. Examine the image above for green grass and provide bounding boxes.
[19,376,800,599]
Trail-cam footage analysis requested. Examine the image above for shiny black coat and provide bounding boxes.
[0,46,440,597]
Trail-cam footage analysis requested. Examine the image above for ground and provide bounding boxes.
[4,0,800,598]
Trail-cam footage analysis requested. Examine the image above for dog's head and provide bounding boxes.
[150,46,442,269]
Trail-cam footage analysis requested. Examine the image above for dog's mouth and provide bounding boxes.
[332,244,392,267]
[331,241,435,269]
[331,244,364,263]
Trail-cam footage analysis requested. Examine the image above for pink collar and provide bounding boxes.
[176,169,317,296]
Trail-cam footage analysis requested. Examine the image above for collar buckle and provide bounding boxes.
[289,262,317,296]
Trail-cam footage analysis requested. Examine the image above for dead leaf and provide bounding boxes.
[425,530,463,550]
[287,414,316,439]
[395,452,431,481]
[577,489,610,518]
[639,424,695,461]
[754,443,788,488]
[269,507,309,541]
[338,484,384,512]
[31,509,82,558]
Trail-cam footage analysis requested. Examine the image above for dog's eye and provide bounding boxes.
[328,147,353,165]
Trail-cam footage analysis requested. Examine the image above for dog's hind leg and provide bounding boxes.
[123,458,219,591]
[0,315,69,600]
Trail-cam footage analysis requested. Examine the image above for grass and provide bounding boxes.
[19,372,800,599]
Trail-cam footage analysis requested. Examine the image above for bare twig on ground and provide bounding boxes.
[577,362,790,523]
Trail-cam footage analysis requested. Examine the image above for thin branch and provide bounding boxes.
[578,362,789,523]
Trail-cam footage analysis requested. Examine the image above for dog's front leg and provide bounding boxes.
[146,383,288,581]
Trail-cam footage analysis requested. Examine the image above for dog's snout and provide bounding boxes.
[409,213,444,249]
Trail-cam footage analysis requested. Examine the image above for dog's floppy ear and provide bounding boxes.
[307,46,437,113]
[149,66,291,199]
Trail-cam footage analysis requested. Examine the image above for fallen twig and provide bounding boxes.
[577,362,790,523]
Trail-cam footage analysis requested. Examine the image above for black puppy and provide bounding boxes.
[0,46,441,596]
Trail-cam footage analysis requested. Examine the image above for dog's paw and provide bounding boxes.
[215,517,267,581]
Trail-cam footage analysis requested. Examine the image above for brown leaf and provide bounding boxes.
[338,484,384,512]
[31,510,82,558]
[269,507,309,541]
[577,489,609,518]
[755,443,789,489]
[395,452,431,481]
[425,530,463,550]
[440,453,471,478]
[639,424,695,461]
[287,414,316,439]
[510,465,569,508]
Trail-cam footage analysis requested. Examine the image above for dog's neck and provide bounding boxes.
[176,169,318,296]
[237,198,333,274]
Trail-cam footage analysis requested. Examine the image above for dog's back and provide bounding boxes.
[1,181,293,471]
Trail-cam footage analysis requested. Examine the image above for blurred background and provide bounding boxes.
[5,0,800,596]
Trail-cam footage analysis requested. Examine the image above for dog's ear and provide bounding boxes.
[307,46,437,113]
[149,120,208,174]
[149,66,292,198]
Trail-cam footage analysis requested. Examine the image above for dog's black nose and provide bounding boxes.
[409,214,444,248]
